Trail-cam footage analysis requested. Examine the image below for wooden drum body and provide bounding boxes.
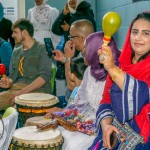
[10,126,63,150]
[15,93,59,127]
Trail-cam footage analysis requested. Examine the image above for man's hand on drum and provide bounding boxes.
[0,76,13,89]
[9,90,27,106]
[98,46,116,71]
[45,107,64,119]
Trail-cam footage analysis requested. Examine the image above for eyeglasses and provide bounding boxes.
[68,35,79,39]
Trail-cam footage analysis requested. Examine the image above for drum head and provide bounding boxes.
[26,116,52,126]
[12,126,63,148]
[15,93,59,107]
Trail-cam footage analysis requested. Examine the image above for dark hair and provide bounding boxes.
[70,57,87,80]
[85,31,120,81]
[131,11,150,62]
[12,18,34,36]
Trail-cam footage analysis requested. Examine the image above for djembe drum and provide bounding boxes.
[15,93,59,127]
[10,126,64,150]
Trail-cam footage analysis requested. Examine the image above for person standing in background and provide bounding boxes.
[0,2,15,49]
[52,0,96,47]
[27,0,61,48]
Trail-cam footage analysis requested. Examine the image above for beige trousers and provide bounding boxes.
[0,83,27,110]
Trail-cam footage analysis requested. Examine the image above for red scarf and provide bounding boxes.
[119,27,150,87]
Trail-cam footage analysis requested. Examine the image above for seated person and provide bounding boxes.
[89,11,150,150]
[49,56,87,112]
[0,18,52,111]
[45,31,120,150]
[53,19,95,102]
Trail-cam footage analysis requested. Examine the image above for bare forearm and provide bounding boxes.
[107,66,125,90]
[65,60,75,91]
[101,117,113,130]
[19,77,46,93]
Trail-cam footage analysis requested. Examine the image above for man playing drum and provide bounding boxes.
[0,18,52,111]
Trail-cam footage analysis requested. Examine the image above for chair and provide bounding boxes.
[0,107,18,150]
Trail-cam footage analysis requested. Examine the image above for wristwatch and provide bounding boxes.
[62,57,70,64]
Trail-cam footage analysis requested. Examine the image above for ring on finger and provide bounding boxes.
[101,54,107,61]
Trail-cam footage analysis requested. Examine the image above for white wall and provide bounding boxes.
[0,0,25,22]
[18,0,25,19]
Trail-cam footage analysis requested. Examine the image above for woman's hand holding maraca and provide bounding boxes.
[98,46,115,71]
[99,46,125,89]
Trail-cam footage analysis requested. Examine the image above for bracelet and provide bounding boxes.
[62,57,70,64]
[111,67,122,81]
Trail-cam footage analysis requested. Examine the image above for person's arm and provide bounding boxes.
[53,41,76,91]
[98,46,125,90]
[64,41,76,91]
[14,77,45,96]
[100,75,113,104]
[51,11,67,35]
[64,60,75,91]
[112,74,150,122]
[99,46,150,121]
[9,77,46,106]
[51,1,70,35]
[101,117,119,149]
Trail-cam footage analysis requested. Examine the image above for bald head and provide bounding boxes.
[70,19,94,38]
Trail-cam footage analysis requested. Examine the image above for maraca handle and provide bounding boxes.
[102,40,109,47]
[2,74,7,79]
[102,35,111,47]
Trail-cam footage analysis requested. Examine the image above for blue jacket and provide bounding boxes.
[0,40,12,75]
